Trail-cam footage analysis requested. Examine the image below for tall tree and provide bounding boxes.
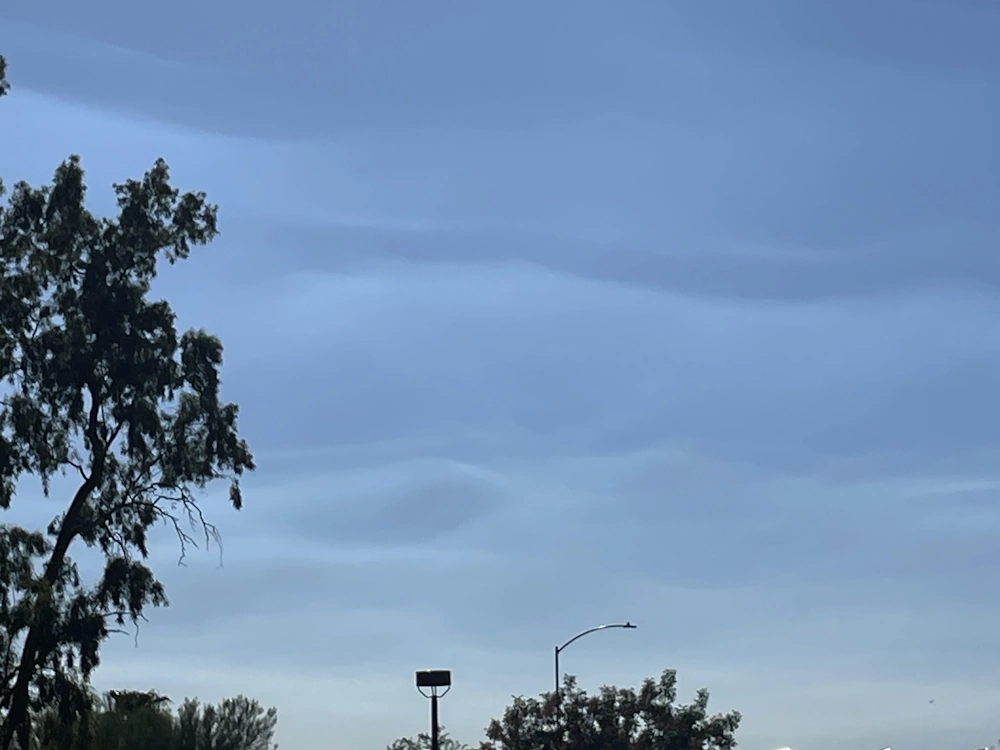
[0,55,255,749]
[479,671,740,750]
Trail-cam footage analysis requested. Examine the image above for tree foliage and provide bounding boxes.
[387,671,739,750]
[175,695,278,750]
[30,690,277,750]
[387,726,470,750]
[0,53,255,748]
[91,690,175,750]
[478,671,740,750]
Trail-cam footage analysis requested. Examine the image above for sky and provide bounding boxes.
[1,1,1000,749]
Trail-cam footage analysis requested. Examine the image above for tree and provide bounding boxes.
[174,695,277,750]
[479,671,740,750]
[387,726,470,750]
[30,689,171,750]
[91,690,174,750]
[28,691,278,750]
[105,689,171,713]
[30,688,96,750]
[208,695,278,750]
[0,55,255,749]
[174,698,201,750]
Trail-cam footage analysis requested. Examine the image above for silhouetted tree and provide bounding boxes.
[387,726,470,750]
[29,692,277,750]
[174,695,277,750]
[479,670,740,750]
[0,53,255,749]
[106,689,171,713]
[91,690,174,750]
[30,687,96,750]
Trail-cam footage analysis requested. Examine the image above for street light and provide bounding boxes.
[416,669,451,750]
[554,621,637,692]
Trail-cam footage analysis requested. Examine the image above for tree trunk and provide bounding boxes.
[2,394,107,750]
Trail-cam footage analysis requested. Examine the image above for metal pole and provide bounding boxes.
[554,645,560,694]
[416,670,450,750]
[430,692,439,750]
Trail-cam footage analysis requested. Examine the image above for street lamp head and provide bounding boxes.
[416,669,452,689]
[623,622,637,629]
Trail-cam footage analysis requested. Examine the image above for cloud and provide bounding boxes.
[82,442,1000,749]
[251,457,509,547]
[183,261,1000,471]
[2,3,1000,750]
[3,0,997,140]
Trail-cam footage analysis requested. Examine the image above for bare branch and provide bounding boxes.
[65,460,88,482]
[100,610,146,624]
[105,420,124,451]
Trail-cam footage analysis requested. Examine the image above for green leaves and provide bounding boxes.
[0,55,254,748]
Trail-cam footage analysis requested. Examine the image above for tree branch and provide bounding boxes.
[66,459,88,482]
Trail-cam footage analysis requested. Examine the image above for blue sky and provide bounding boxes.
[2,1,1000,749]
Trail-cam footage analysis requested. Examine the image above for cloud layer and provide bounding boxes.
[2,2,1000,749]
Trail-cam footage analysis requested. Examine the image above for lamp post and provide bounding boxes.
[416,669,451,750]
[554,621,636,693]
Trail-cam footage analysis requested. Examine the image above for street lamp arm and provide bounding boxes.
[557,622,636,654]
[553,621,636,693]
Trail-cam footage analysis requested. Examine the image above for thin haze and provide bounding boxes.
[2,2,999,749]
